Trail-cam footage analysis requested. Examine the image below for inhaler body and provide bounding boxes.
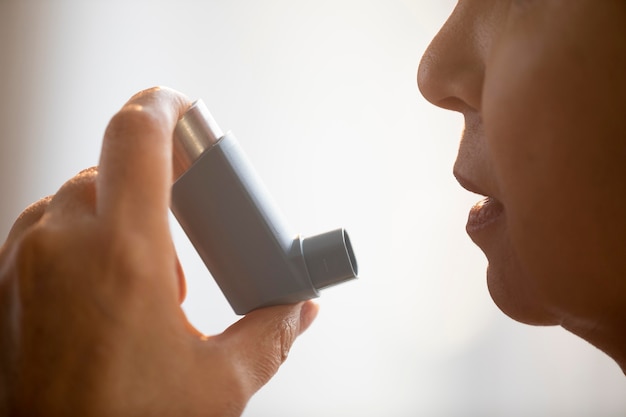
[171,100,357,315]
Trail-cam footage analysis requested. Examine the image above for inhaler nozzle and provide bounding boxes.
[303,229,358,290]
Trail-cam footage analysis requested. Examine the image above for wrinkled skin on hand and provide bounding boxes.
[0,87,318,417]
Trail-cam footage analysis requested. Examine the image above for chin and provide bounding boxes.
[485,261,560,327]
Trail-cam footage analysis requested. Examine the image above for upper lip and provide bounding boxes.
[453,170,490,197]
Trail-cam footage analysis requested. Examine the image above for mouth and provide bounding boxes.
[467,196,504,234]
[453,172,505,236]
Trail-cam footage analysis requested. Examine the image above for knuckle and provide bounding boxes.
[105,105,164,140]
[4,196,52,243]
[129,86,164,101]
[16,225,55,260]
[17,196,53,221]
[250,316,299,385]
[104,109,158,144]
[275,316,298,363]
[50,169,98,207]
[12,226,59,286]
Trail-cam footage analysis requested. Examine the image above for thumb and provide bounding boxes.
[217,301,319,396]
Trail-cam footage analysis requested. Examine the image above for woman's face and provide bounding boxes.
[418,0,626,327]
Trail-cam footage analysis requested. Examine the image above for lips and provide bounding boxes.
[467,196,504,233]
[453,172,504,236]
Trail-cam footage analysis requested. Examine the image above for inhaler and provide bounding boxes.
[171,100,358,315]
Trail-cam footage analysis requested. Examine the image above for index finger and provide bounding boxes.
[97,87,191,230]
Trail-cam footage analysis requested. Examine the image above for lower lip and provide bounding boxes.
[466,197,504,235]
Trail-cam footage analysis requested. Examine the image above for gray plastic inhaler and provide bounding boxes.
[171,100,358,315]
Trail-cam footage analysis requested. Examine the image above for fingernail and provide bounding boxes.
[299,301,320,334]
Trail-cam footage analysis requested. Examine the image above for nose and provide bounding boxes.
[417,2,486,114]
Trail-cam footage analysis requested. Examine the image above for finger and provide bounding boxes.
[97,87,191,231]
[45,167,98,220]
[175,254,187,304]
[215,301,319,396]
[3,196,52,245]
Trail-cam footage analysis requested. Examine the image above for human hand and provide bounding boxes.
[0,87,319,417]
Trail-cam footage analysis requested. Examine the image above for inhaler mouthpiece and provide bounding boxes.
[171,100,358,314]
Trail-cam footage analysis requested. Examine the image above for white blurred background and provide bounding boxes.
[1,1,624,416]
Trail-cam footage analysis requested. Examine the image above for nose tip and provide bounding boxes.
[416,5,485,114]
[417,47,443,107]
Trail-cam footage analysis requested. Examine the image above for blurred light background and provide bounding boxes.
[1,1,625,416]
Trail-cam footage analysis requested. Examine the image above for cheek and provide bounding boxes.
[483,53,589,310]
[482,40,626,316]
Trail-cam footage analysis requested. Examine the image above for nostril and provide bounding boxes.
[417,41,464,110]
[418,48,483,113]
